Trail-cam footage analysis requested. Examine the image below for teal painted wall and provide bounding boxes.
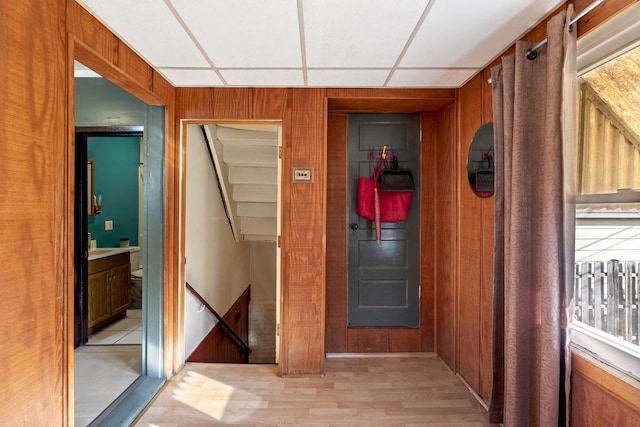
[88,136,141,248]
[75,77,145,126]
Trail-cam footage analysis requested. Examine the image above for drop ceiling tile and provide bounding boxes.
[307,69,390,87]
[170,0,302,68]
[74,61,102,78]
[220,69,304,86]
[159,69,224,86]
[77,0,209,68]
[303,0,429,68]
[389,69,478,88]
[400,0,564,68]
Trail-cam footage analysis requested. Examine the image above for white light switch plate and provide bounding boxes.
[105,220,113,231]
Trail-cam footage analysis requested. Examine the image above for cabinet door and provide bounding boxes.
[110,263,131,315]
[88,270,111,328]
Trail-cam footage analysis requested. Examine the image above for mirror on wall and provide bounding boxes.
[466,123,495,198]
[87,159,95,215]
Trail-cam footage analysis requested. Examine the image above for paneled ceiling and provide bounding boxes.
[75,0,564,88]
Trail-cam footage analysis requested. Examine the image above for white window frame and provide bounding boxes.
[573,2,640,382]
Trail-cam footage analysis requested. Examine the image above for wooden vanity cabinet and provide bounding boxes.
[88,252,131,334]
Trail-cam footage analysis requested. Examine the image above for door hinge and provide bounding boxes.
[419,286,421,299]
[278,146,282,159]
[276,323,280,336]
[277,235,281,248]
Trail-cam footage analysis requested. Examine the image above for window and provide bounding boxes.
[573,3,640,381]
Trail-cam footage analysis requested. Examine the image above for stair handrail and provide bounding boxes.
[185,282,252,354]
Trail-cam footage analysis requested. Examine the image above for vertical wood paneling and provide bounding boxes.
[571,353,640,426]
[187,286,251,363]
[450,0,638,407]
[1,0,635,423]
[348,329,390,352]
[479,67,495,402]
[176,87,216,119]
[435,102,457,368]
[283,89,326,374]
[114,40,154,94]
[155,70,182,376]
[68,0,178,383]
[421,113,438,352]
[325,114,348,353]
[389,329,421,351]
[66,1,117,65]
[1,1,67,424]
[250,88,290,119]
[213,88,249,119]
[456,74,483,392]
[575,0,636,38]
[278,99,293,376]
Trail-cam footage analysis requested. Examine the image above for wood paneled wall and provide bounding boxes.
[187,286,251,363]
[66,0,180,383]
[3,0,638,423]
[176,88,328,374]
[434,102,457,368]
[572,352,640,425]
[3,0,180,422]
[324,110,446,354]
[452,0,639,411]
[325,114,349,352]
[1,1,68,424]
[453,71,494,400]
[284,89,327,374]
[178,88,457,372]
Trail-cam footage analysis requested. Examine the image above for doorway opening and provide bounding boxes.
[72,61,165,426]
[183,122,282,367]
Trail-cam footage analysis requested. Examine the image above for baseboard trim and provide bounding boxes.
[325,352,436,359]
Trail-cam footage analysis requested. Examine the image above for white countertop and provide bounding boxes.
[88,246,140,261]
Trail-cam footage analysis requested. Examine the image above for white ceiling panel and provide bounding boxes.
[170,0,302,68]
[302,0,429,68]
[389,69,478,88]
[75,0,577,88]
[400,0,564,68]
[77,0,209,68]
[220,69,304,86]
[159,69,224,86]
[307,69,390,87]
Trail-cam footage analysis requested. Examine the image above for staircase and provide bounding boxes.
[202,124,280,243]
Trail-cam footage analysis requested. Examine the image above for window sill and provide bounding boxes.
[571,321,640,382]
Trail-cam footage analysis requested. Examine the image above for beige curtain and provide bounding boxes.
[489,6,576,426]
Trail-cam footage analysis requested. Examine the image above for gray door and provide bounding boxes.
[347,114,420,327]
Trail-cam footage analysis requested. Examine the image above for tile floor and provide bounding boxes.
[75,309,143,426]
[87,309,142,345]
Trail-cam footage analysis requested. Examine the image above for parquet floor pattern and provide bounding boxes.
[134,353,494,426]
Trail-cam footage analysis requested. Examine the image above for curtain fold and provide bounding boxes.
[489,6,576,426]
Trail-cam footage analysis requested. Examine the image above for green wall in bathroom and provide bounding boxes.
[88,136,141,248]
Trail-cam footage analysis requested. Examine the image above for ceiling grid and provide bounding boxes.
[75,0,565,88]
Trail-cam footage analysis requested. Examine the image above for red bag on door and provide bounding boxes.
[357,160,412,222]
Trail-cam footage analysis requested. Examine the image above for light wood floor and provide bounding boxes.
[134,353,495,426]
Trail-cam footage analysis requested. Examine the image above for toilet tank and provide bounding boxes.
[129,247,142,271]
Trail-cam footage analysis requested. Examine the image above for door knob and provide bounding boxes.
[350,223,359,230]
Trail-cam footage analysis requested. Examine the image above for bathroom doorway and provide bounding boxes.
[72,62,165,426]
[74,130,144,349]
